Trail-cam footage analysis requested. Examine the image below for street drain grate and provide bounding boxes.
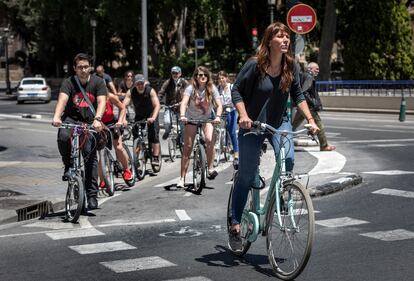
[16,201,51,221]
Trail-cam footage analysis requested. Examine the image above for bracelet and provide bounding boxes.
[180,115,185,117]
[94,116,102,121]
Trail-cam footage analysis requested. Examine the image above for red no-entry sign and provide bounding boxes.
[287,4,317,34]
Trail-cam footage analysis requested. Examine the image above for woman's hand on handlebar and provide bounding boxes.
[52,117,62,127]
[180,116,188,124]
[213,116,221,124]
[238,114,253,129]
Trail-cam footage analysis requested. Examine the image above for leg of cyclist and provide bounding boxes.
[148,118,161,164]
[227,109,239,160]
[177,123,197,187]
[203,123,218,179]
[268,117,294,173]
[113,131,133,182]
[162,108,172,140]
[81,130,99,209]
[57,124,72,181]
[229,129,265,249]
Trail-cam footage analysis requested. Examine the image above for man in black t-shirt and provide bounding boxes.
[52,53,107,210]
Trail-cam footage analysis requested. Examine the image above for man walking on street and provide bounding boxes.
[292,62,336,151]
[52,53,107,210]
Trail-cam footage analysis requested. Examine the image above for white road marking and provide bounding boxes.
[360,229,414,241]
[100,256,176,273]
[96,218,176,228]
[164,277,213,281]
[175,209,192,221]
[46,228,105,240]
[368,144,405,147]
[316,217,369,228]
[338,138,414,144]
[329,126,413,134]
[79,216,93,228]
[372,188,414,199]
[23,221,74,230]
[69,241,136,254]
[0,161,22,168]
[184,192,192,197]
[304,147,346,175]
[362,170,414,175]
[98,193,121,205]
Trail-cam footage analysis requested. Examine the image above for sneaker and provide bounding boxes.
[176,177,185,188]
[207,170,218,180]
[228,229,243,252]
[62,166,70,181]
[152,156,160,166]
[87,197,98,210]
[99,181,106,189]
[122,169,133,182]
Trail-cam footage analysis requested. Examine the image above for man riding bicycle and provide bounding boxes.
[123,74,161,167]
[52,53,107,210]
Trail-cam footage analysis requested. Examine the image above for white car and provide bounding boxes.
[17,77,52,104]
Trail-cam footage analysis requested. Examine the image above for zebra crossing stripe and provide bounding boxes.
[360,229,414,241]
[175,210,192,221]
[163,277,213,281]
[46,228,105,240]
[316,217,369,228]
[100,256,176,273]
[69,241,136,254]
[372,188,414,199]
[363,170,414,175]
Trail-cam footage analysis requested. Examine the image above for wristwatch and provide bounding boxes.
[94,116,102,121]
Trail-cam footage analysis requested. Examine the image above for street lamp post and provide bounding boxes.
[3,27,11,95]
[90,19,97,69]
[268,0,275,24]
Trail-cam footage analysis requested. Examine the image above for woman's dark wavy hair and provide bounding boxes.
[255,22,294,93]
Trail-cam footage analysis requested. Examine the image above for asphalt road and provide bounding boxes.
[0,99,413,280]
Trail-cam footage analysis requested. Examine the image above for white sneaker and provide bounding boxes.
[176,177,185,188]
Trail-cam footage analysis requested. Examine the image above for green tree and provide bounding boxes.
[338,0,414,79]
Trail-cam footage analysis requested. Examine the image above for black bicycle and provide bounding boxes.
[59,122,96,223]
[132,120,162,180]
[165,103,183,162]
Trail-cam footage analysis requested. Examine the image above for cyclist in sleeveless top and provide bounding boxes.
[177,66,223,188]
[217,70,239,164]
[99,92,134,186]
[123,74,161,166]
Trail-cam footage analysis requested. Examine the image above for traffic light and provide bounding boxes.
[252,27,258,50]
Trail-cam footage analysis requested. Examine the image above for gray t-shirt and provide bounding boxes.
[184,85,220,120]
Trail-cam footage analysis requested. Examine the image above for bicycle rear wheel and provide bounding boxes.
[65,175,85,223]
[133,139,146,180]
[167,137,177,162]
[265,181,315,280]
[224,131,234,162]
[151,143,162,173]
[99,148,115,196]
[192,144,206,194]
[226,171,251,256]
[214,129,222,167]
[123,143,136,187]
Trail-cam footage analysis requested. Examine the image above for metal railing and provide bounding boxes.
[316,80,414,97]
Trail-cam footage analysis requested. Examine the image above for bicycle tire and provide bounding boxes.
[265,181,315,280]
[168,137,177,162]
[226,172,251,256]
[65,175,85,223]
[192,144,206,194]
[133,139,146,180]
[224,131,233,162]
[100,148,115,196]
[123,143,136,187]
[151,143,162,173]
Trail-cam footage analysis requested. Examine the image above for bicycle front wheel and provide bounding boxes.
[224,131,234,162]
[151,143,162,173]
[213,129,222,167]
[265,181,315,280]
[192,144,206,194]
[65,175,85,223]
[168,136,177,162]
[133,139,147,180]
[99,148,115,196]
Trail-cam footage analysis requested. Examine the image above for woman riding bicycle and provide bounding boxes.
[228,22,319,251]
[177,66,223,188]
[217,70,239,164]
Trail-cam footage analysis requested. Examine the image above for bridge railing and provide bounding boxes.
[316,80,414,97]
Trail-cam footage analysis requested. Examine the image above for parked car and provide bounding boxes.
[17,77,51,104]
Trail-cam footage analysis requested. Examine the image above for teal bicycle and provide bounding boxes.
[227,121,315,280]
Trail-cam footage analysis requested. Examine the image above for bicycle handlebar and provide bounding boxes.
[59,122,97,133]
[250,121,315,139]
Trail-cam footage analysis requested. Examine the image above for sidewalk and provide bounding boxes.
[0,137,362,225]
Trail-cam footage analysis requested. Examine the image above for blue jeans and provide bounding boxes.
[226,109,239,153]
[230,119,294,225]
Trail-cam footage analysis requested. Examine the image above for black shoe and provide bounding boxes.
[152,157,160,166]
[62,166,70,181]
[228,229,243,252]
[162,131,169,140]
[207,170,218,180]
[232,158,239,170]
[87,197,98,210]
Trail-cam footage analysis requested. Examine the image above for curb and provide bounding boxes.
[294,138,319,147]
[310,174,363,197]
